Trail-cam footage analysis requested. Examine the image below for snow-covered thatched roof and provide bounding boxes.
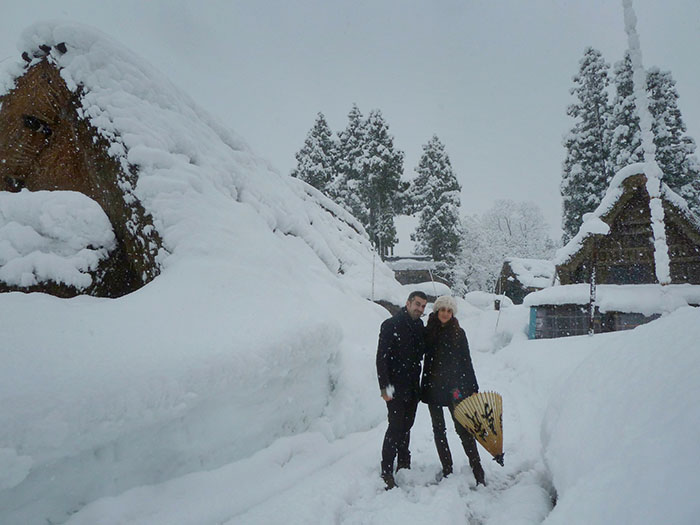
[0,21,403,302]
[0,24,408,523]
[555,163,700,271]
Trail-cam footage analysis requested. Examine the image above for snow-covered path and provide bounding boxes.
[66,403,553,525]
[65,335,563,525]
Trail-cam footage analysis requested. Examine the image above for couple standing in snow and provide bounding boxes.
[376,291,484,490]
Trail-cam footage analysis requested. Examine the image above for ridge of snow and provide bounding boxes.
[623,0,670,284]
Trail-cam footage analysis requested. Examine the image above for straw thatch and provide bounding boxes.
[0,53,162,297]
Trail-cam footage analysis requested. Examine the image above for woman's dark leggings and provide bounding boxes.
[428,403,484,483]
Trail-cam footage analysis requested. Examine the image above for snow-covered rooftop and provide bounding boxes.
[385,258,436,271]
[524,283,700,315]
[504,257,555,289]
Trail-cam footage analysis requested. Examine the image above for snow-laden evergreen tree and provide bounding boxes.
[646,68,700,213]
[290,112,337,192]
[608,52,643,175]
[410,135,462,272]
[608,57,700,213]
[328,104,369,224]
[561,47,612,243]
[358,109,404,256]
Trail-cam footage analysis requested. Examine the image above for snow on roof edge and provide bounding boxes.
[524,283,700,316]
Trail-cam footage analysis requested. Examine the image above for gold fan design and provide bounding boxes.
[453,391,504,466]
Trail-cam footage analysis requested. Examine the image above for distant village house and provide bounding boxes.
[496,257,555,305]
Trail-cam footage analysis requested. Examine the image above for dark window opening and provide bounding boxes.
[22,115,52,138]
[4,176,25,192]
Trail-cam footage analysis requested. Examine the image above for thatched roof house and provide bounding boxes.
[526,164,700,339]
[0,46,162,297]
[555,165,700,286]
[496,257,555,305]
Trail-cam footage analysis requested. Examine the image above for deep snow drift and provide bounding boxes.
[0,22,404,524]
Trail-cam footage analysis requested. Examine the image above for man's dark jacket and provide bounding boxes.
[376,307,426,400]
[420,315,478,406]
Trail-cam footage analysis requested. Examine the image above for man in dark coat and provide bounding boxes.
[376,290,427,489]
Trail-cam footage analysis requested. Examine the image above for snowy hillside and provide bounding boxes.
[0,22,405,524]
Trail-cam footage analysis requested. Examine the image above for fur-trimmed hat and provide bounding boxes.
[433,295,458,315]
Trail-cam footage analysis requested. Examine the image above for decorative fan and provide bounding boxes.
[453,391,504,466]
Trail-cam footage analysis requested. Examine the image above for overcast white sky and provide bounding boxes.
[1,1,698,239]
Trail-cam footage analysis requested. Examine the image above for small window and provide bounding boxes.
[3,176,25,192]
[22,115,52,137]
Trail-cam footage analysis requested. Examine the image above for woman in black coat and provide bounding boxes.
[421,295,485,485]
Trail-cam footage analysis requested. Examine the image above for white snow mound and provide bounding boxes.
[0,21,403,525]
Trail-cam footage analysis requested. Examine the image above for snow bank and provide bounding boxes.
[460,299,528,354]
[541,307,700,524]
[0,22,402,524]
[0,190,115,289]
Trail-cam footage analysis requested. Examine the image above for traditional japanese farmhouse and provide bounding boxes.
[0,46,162,297]
[525,164,700,339]
[496,257,555,305]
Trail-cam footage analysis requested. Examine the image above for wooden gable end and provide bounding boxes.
[557,173,700,286]
[558,174,655,285]
[664,205,700,284]
[0,58,163,297]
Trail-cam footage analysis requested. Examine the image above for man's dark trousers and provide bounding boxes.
[381,394,419,475]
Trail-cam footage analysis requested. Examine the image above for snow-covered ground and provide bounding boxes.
[4,291,699,524]
[1,22,699,525]
[17,302,693,525]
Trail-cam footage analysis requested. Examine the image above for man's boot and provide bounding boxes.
[381,471,397,490]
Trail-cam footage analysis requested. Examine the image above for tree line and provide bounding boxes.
[290,105,462,272]
[291,105,557,293]
[561,47,700,242]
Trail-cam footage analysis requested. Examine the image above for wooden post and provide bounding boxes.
[588,243,598,335]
